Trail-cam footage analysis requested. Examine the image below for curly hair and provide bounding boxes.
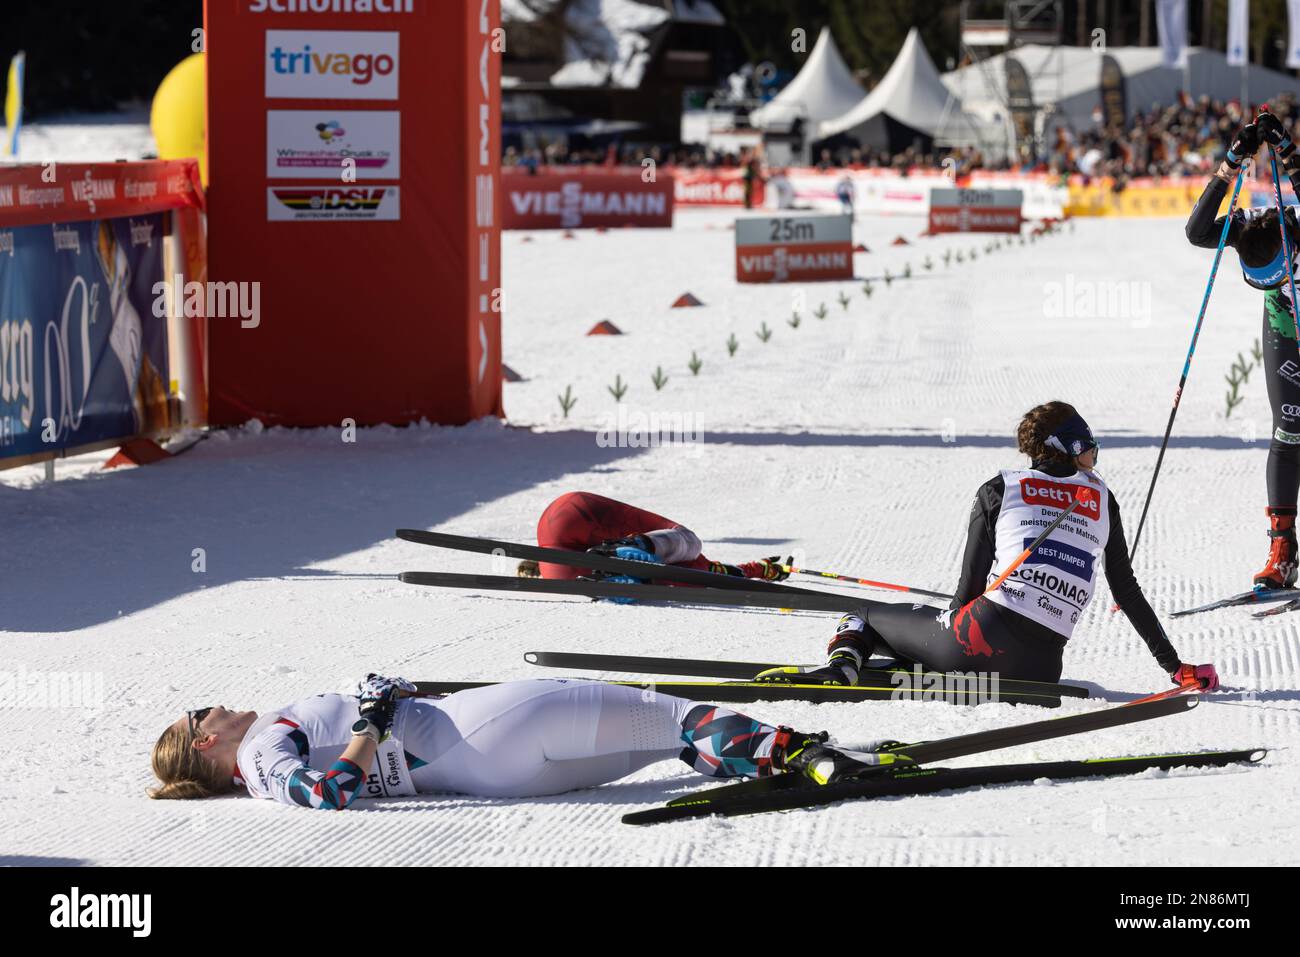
[1017,401,1079,467]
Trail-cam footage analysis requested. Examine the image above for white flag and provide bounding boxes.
[1289,0,1300,68]
[1227,0,1249,67]
[1157,0,1188,69]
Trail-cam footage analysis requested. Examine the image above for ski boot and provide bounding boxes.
[773,728,911,785]
[754,650,861,686]
[1253,507,1298,590]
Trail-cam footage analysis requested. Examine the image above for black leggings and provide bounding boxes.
[854,596,1066,683]
[1263,307,1300,509]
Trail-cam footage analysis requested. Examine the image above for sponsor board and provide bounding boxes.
[928,187,1023,234]
[266,110,400,180]
[265,30,399,100]
[503,171,673,229]
[0,215,171,464]
[267,185,399,221]
[674,169,761,206]
[248,0,416,12]
[0,161,202,228]
[734,214,852,283]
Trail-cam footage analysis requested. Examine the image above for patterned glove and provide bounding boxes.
[354,673,416,741]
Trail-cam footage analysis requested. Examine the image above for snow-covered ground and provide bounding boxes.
[2,126,1296,864]
[0,111,155,165]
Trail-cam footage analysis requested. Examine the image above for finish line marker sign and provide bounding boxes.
[928,187,1024,234]
[735,214,853,283]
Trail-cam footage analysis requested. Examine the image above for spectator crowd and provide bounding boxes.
[503,92,1299,184]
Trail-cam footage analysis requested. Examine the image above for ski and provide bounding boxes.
[522,650,1090,700]
[399,570,857,613]
[662,693,1199,807]
[1252,596,1300,618]
[622,746,1263,825]
[410,677,1063,707]
[1169,587,1295,618]
[396,529,826,597]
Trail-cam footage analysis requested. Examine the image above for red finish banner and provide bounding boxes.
[205,0,501,427]
[502,169,673,229]
[673,169,762,207]
[0,160,204,228]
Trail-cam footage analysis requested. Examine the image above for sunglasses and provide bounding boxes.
[187,706,213,739]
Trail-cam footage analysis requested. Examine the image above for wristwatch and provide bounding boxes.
[351,717,381,742]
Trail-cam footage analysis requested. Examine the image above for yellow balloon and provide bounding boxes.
[151,52,206,186]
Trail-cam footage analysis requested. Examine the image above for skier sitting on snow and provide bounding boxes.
[149,675,896,809]
[1186,110,1300,589]
[516,490,791,583]
[758,402,1218,691]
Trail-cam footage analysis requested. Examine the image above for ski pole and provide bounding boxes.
[1266,145,1300,341]
[1129,677,1208,706]
[981,492,1086,599]
[1129,166,1247,563]
[780,565,952,601]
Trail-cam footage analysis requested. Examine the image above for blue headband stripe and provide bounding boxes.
[1242,244,1290,289]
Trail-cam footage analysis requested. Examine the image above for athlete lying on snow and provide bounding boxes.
[759,402,1219,690]
[517,490,791,583]
[149,675,895,809]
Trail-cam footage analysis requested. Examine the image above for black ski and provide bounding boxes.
[1252,596,1300,618]
[662,693,1199,807]
[410,677,1062,707]
[622,746,1263,825]
[396,529,829,597]
[522,650,1090,700]
[1169,587,1295,618]
[399,570,857,613]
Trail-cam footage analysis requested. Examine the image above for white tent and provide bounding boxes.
[817,28,984,150]
[943,44,1300,135]
[749,26,865,131]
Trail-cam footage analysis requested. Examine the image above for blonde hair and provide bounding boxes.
[148,723,234,800]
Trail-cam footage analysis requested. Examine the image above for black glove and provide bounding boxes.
[1226,123,1260,168]
[1258,112,1295,159]
[587,534,654,558]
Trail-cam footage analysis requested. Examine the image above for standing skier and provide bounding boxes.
[835,171,856,218]
[518,490,789,583]
[760,402,1218,690]
[1186,110,1300,589]
[149,674,893,808]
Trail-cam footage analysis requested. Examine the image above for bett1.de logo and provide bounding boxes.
[265,30,398,100]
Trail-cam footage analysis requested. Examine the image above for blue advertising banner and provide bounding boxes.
[0,215,170,463]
